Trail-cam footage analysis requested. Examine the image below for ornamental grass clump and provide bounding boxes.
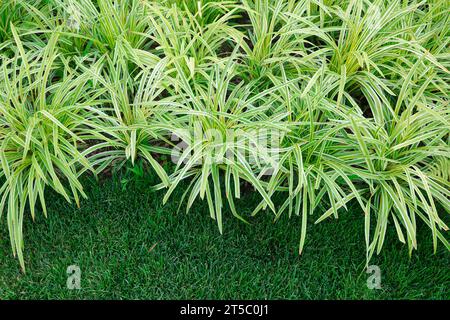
[0,30,106,270]
[0,0,448,271]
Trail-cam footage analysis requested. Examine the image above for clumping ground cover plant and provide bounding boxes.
[0,0,448,274]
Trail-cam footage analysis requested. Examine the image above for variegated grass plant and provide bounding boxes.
[0,0,448,271]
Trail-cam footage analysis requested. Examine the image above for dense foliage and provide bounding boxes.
[0,0,448,271]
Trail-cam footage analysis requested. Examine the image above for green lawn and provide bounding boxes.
[0,174,448,299]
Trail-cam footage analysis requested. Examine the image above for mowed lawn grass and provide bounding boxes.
[0,173,448,300]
